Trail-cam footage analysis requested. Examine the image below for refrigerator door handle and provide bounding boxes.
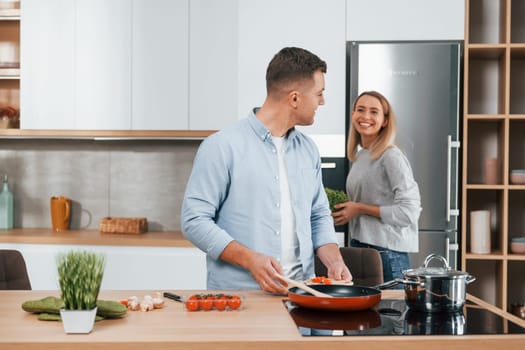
[445,237,450,264]
[321,162,337,169]
[446,135,460,222]
[445,237,459,265]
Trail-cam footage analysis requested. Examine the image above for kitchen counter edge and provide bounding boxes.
[0,228,194,247]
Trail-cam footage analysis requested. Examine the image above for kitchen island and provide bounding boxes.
[1,289,523,350]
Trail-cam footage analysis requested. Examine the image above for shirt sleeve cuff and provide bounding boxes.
[379,206,394,225]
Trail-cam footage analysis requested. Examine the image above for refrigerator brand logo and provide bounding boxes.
[390,70,419,77]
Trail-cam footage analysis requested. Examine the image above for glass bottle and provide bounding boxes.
[0,174,14,229]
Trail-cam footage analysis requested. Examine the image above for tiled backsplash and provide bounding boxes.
[0,139,201,231]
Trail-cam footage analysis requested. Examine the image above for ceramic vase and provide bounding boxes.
[60,307,97,334]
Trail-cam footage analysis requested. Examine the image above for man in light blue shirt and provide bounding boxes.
[182,47,352,293]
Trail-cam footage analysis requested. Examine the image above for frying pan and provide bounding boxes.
[287,284,382,311]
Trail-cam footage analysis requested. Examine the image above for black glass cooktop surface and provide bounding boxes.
[286,299,525,337]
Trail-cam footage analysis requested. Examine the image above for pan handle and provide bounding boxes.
[375,278,402,290]
[374,278,424,290]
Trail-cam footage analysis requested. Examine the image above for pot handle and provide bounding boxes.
[466,275,476,284]
[423,253,450,269]
[374,278,423,290]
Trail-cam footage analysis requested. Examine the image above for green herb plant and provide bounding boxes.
[324,187,348,212]
[56,250,106,310]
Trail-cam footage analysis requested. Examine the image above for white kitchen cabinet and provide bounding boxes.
[189,0,238,130]
[0,243,207,290]
[132,0,189,130]
[21,0,131,130]
[21,0,190,131]
[20,0,75,129]
[237,0,347,136]
[75,0,131,130]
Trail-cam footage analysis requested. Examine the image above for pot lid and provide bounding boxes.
[404,254,470,278]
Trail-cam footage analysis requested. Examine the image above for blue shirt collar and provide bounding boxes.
[248,108,298,143]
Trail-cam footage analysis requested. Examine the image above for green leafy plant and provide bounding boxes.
[56,250,106,310]
[325,187,347,212]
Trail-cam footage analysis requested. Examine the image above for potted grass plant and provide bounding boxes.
[56,250,106,334]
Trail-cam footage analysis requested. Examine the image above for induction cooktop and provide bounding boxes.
[285,299,525,337]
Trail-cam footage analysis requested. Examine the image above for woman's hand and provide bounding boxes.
[331,201,361,225]
[332,201,381,225]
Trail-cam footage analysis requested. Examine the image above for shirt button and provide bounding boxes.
[276,203,280,208]
[275,230,280,235]
[275,175,279,180]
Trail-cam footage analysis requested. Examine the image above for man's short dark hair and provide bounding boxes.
[266,47,327,96]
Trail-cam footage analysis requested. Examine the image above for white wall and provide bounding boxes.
[346,0,465,40]
[237,0,347,136]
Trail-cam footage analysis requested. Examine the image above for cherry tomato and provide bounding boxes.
[185,299,200,312]
[227,295,242,310]
[213,298,228,311]
[199,298,214,311]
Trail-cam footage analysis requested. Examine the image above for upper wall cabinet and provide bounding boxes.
[21,0,345,133]
[21,0,74,129]
[189,0,238,130]
[132,0,189,130]
[75,0,131,130]
[21,0,189,130]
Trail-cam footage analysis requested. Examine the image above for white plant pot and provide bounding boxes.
[60,307,98,334]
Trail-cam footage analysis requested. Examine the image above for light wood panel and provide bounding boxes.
[462,0,525,314]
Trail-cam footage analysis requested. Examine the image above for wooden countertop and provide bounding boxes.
[0,228,195,247]
[0,289,523,350]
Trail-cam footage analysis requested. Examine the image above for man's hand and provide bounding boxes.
[316,243,353,282]
[246,252,288,294]
[219,241,288,294]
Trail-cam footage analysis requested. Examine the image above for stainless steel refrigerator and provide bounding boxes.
[347,41,462,269]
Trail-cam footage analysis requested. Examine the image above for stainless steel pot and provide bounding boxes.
[377,254,476,312]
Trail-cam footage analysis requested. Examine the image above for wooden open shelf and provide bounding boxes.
[0,2,20,130]
[462,0,525,314]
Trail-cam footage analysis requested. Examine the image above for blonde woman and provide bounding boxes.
[332,91,421,286]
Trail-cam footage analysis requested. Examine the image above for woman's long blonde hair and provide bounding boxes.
[347,91,397,161]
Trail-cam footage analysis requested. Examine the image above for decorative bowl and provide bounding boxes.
[510,169,525,184]
[510,237,525,254]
